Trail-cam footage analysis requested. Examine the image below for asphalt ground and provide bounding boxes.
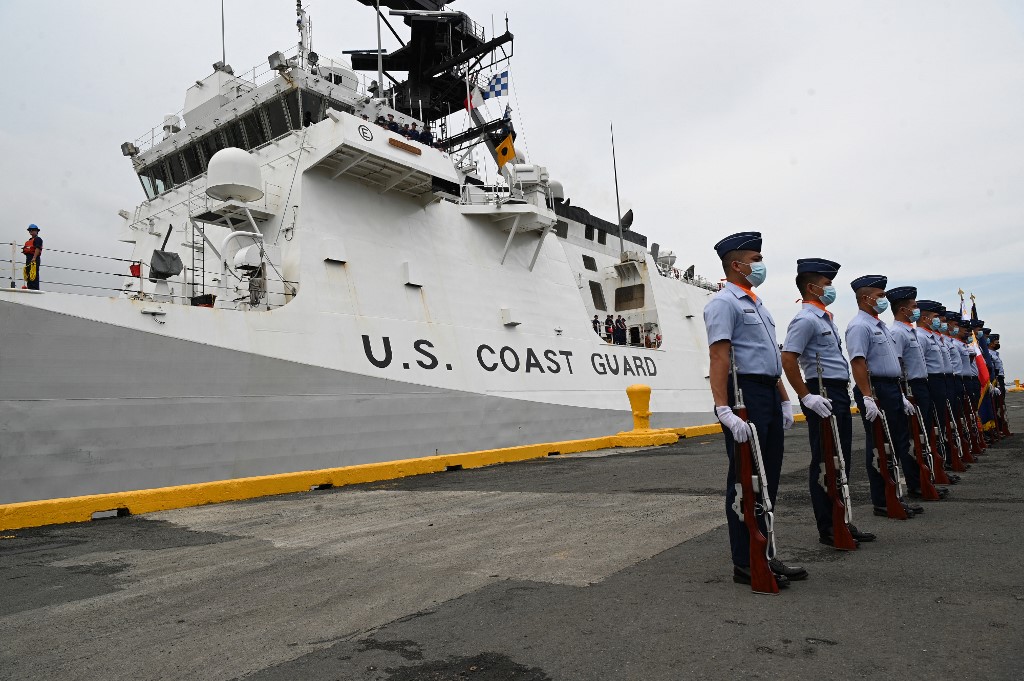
[2,395,1023,681]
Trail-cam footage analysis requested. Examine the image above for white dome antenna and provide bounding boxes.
[206,148,264,203]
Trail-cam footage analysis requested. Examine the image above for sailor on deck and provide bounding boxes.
[781,257,875,547]
[887,286,948,499]
[22,224,42,290]
[845,275,923,519]
[703,231,806,587]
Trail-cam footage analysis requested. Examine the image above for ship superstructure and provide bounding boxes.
[0,1,720,505]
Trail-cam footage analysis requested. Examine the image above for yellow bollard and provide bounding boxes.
[1011,379,1023,393]
[613,384,679,446]
[626,384,653,431]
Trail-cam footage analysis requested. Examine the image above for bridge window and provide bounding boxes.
[598,230,607,245]
[582,255,597,271]
[585,226,595,241]
[615,284,645,311]
[589,281,607,311]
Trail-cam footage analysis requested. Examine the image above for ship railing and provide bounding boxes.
[1,243,297,309]
[459,182,526,206]
[657,264,721,292]
[131,45,383,155]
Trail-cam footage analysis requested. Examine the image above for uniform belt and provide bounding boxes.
[908,377,928,383]
[820,378,849,387]
[870,376,900,384]
[736,373,780,386]
[928,373,944,380]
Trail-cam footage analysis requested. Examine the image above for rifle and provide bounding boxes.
[925,404,953,485]
[866,370,909,519]
[954,384,978,463]
[815,354,858,550]
[898,360,940,501]
[729,349,780,594]
[997,382,1013,437]
[944,399,969,472]
[961,388,985,456]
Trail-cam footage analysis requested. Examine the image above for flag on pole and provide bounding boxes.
[967,292,997,430]
[502,104,512,121]
[483,71,509,100]
[463,86,483,111]
[495,133,516,168]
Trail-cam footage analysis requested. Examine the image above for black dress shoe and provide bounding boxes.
[874,505,914,518]
[847,524,876,542]
[768,558,808,581]
[903,502,924,514]
[819,533,859,549]
[936,487,950,498]
[733,565,789,588]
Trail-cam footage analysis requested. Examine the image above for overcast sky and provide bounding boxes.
[1,0,1021,376]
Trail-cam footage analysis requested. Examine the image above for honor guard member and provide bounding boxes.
[704,232,807,586]
[915,301,960,480]
[989,334,1005,394]
[781,258,875,546]
[845,275,923,518]
[960,321,981,410]
[887,287,949,498]
[943,311,967,426]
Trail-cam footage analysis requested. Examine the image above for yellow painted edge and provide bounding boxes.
[0,431,681,532]
[0,404,874,532]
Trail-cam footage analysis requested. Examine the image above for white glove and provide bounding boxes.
[993,387,1001,397]
[781,401,795,430]
[862,396,881,422]
[716,406,750,443]
[800,393,833,418]
[901,396,915,415]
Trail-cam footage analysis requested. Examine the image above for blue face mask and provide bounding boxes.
[952,326,960,335]
[818,285,837,306]
[940,322,949,333]
[872,297,889,314]
[909,308,921,322]
[739,261,767,287]
[977,331,984,339]
[931,317,942,331]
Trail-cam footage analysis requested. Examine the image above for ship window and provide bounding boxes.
[582,255,597,271]
[224,120,247,150]
[139,161,170,199]
[554,221,568,238]
[615,284,645,311]
[589,281,607,311]
[598,230,607,245]
[265,95,291,138]
[197,131,227,167]
[284,90,300,130]
[166,152,187,185]
[585,225,595,241]
[181,144,204,177]
[301,90,325,126]
[242,111,269,149]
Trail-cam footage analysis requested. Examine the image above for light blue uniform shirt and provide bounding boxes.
[845,310,902,378]
[958,340,977,377]
[992,349,1004,377]
[946,337,962,375]
[891,321,927,380]
[704,282,782,377]
[920,329,950,374]
[782,303,849,381]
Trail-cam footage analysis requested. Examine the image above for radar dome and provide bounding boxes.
[206,148,264,202]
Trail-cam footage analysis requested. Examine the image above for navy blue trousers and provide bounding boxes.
[802,380,852,537]
[853,380,912,506]
[722,378,784,568]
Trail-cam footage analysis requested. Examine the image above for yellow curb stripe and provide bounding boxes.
[0,405,870,532]
[0,431,679,532]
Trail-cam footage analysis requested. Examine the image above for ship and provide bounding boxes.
[0,0,721,506]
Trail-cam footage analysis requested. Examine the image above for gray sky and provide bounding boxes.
[1,1,1021,377]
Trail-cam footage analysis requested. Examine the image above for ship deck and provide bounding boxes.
[2,395,1022,680]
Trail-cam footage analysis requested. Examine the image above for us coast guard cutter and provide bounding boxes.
[0,1,720,505]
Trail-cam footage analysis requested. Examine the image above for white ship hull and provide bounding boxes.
[1,96,717,506]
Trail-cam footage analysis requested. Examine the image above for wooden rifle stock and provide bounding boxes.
[897,364,940,501]
[866,374,908,519]
[729,351,779,595]
[944,401,968,473]
[815,355,857,550]
[927,419,952,485]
